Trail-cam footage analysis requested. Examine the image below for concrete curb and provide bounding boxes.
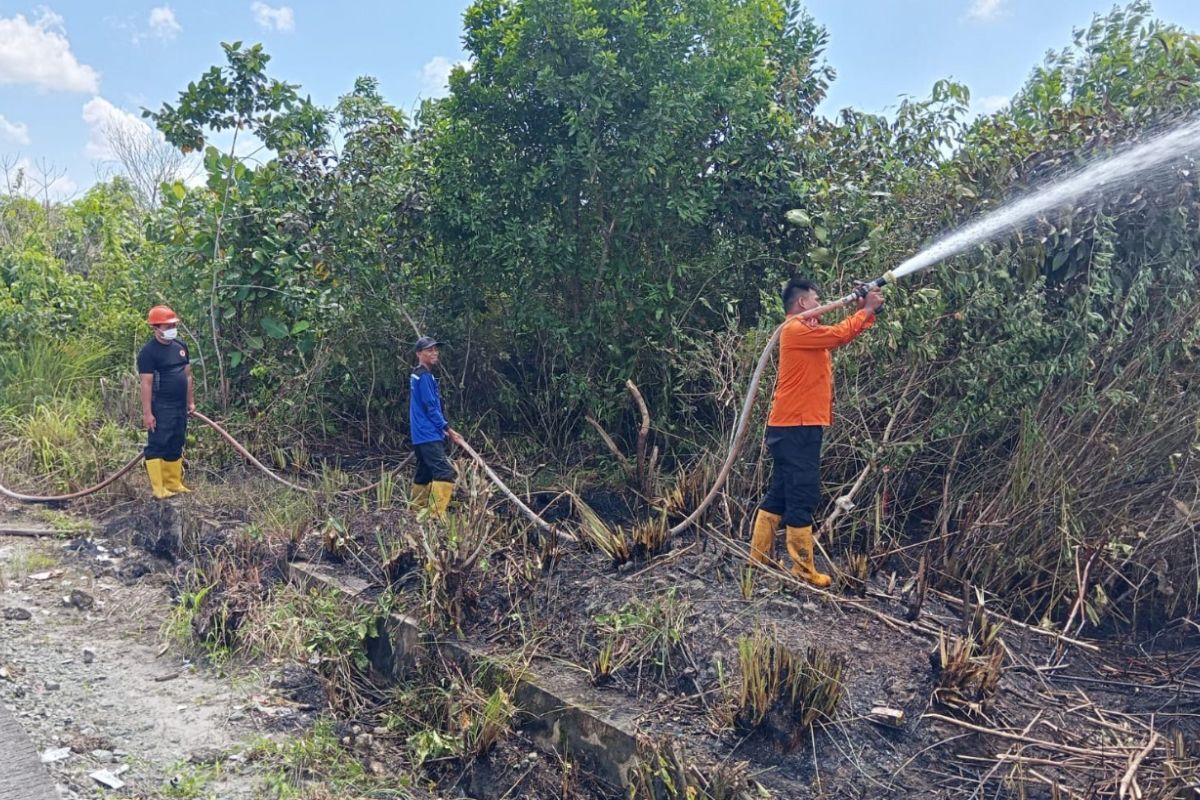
[288,561,641,792]
[0,704,59,800]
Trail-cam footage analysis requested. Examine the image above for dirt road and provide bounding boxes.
[0,519,259,799]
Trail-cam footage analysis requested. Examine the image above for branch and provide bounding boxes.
[585,414,629,469]
[1118,732,1158,800]
[626,379,651,492]
[922,714,1141,760]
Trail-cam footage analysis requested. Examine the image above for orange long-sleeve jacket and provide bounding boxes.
[767,309,875,427]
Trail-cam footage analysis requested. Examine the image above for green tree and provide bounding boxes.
[146,41,331,409]
[420,0,833,435]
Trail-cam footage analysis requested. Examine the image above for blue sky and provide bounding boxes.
[2,0,1199,199]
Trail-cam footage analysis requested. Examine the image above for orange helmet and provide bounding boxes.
[146,305,179,326]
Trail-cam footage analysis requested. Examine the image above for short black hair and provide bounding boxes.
[782,277,818,311]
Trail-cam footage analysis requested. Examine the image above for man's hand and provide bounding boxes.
[188,401,196,415]
[447,428,463,445]
[143,411,157,432]
[862,287,884,314]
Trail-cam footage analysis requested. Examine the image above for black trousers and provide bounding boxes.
[759,425,823,528]
[145,400,188,461]
[413,440,455,484]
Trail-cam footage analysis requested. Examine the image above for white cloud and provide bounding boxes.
[251,2,294,32]
[0,9,100,92]
[81,96,157,160]
[148,6,181,41]
[420,56,467,97]
[967,0,1007,20]
[975,94,1009,113]
[0,114,31,146]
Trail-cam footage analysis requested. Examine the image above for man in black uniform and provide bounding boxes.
[138,305,195,498]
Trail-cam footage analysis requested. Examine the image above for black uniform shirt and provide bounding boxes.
[137,338,190,403]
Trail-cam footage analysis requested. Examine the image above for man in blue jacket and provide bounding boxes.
[410,336,458,519]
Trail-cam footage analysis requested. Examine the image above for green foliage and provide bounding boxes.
[590,589,691,691]
[2,0,1198,629]
[0,183,146,372]
[0,394,133,494]
[831,1,1200,628]
[382,659,517,771]
[161,761,222,799]
[143,54,417,433]
[146,41,331,155]
[240,584,386,678]
[421,0,835,431]
[250,717,411,799]
[0,340,112,411]
[161,578,224,659]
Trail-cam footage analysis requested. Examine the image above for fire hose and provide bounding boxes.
[190,411,399,496]
[0,411,405,504]
[0,274,892,541]
[667,272,894,537]
[0,453,145,504]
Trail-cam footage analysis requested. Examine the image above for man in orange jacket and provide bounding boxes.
[750,278,884,586]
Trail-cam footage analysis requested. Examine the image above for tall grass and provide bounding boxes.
[0,339,114,412]
[0,340,137,493]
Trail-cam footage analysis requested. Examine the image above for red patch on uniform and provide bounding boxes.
[180,350,187,358]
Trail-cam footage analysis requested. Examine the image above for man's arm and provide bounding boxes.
[785,288,884,350]
[783,310,874,349]
[186,364,195,414]
[140,374,156,431]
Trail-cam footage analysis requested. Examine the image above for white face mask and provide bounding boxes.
[161,327,179,341]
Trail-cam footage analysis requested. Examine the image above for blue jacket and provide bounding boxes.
[409,365,449,445]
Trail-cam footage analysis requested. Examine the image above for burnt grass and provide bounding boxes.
[79,481,1200,800]
[78,496,614,800]
[299,486,1200,799]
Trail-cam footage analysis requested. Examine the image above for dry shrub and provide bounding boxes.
[725,627,845,752]
[589,589,692,694]
[931,599,1004,717]
[573,492,631,565]
[663,456,720,523]
[573,493,671,567]
[839,550,870,596]
[630,510,670,561]
[405,462,501,632]
[628,737,758,800]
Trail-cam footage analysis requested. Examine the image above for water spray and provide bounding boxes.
[670,117,1200,537]
[6,118,1200,538]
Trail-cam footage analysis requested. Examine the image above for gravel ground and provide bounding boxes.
[0,522,261,799]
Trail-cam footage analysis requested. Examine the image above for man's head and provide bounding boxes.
[415,336,442,368]
[146,305,180,343]
[782,278,820,315]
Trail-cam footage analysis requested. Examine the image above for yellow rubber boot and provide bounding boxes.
[430,481,454,520]
[411,483,431,508]
[162,459,191,494]
[749,510,781,565]
[144,459,174,499]
[786,525,831,588]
